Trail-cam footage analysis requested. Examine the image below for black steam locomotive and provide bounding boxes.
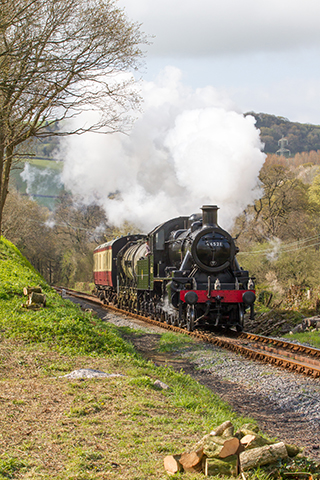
[93,205,255,331]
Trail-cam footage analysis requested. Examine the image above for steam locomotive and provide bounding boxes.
[93,205,255,331]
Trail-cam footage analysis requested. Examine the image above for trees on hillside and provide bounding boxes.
[52,193,109,285]
[233,163,320,297]
[0,0,146,234]
[2,189,60,282]
[254,164,309,240]
[2,188,141,286]
[233,163,311,244]
[308,173,320,206]
[2,190,111,285]
[246,112,320,154]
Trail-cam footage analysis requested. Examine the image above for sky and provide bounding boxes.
[117,0,320,125]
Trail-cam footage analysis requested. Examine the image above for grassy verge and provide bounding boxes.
[0,237,318,479]
[283,331,320,348]
[0,338,249,480]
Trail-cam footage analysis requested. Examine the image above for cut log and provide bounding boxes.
[163,455,183,474]
[28,292,46,306]
[21,304,42,310]
[219,438,240,458]
[179,448,203,472]
[203,435,240,458]
[210,420,233,436]
[204,456,238,476]
[23,286,42,296]
[240,434,270,449]
[235,426,264,441]
[191,433,211,452]
[240,441,288,471]
[222,425,235,437]
[240,423,260,434]
[237,426,260,437]
[240,434,256,447]
[191,421,235,452]
[191,432,227,453]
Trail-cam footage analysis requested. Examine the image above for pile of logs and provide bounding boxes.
[21,286,46,310]
[164,421,301,477]
[245,310,320,336]
[244,309,290,336]
[290,316,320,333]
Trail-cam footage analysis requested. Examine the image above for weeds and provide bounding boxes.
[0,456,27,479]
[158,331,195,353]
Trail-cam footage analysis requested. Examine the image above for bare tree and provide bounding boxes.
[0,0,147,233]
[53,192,109,253]
[3,190,110,284]
[51,193,110,285]
[2,188,61,282]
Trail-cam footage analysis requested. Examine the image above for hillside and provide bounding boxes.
[245,112,320,154]
[0,237,133,356]
[31,113,320,158]
[10,159,64,210]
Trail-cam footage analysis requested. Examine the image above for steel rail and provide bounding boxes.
[55,287,320,379]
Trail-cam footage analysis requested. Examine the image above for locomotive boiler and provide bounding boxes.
[93,205,255,331]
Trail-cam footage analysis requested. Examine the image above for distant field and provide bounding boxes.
[10,159,66,210]
[29,158,64,170]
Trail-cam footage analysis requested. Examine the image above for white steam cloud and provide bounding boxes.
[60,67,265,231]
[20,163,63,195]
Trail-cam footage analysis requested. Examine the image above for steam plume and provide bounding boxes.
[60,67,265,231]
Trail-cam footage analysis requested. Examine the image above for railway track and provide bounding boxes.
[55,286,320,379]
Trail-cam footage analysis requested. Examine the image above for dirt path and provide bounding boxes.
[74,297,320,463]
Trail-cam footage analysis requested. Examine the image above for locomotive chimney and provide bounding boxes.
[201,205,219,226]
